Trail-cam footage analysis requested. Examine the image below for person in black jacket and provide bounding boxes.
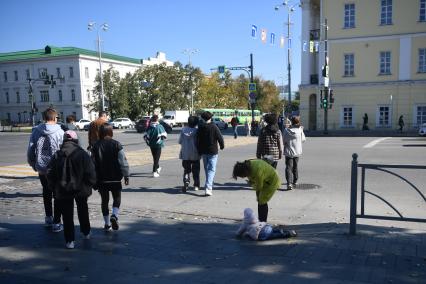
[256,113,283,169]
[92,123,129,232]
[47,130,96,249]
[197,111,224,196]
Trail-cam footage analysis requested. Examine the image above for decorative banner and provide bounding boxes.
[251,25,257,39]
[302,40,307,52]
[280,36,285,48]
[261,29,267,43]
[309,40,314,53]
[270,33,276,45]
[314,41,319,52]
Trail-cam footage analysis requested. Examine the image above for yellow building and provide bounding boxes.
[299,0,426,131]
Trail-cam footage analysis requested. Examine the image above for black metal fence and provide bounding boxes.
[349,153,426,235]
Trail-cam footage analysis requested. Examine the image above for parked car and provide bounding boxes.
[136,117,151,133]
[419,123,426,136]
[111,118,135,129]
[75,119,91,130]
[212,117,228,130]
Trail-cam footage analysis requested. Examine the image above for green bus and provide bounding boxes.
[196,108,261,124]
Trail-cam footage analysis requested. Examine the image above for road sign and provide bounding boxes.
[218,65,225,73]
[248,83,256,92]
[249,92,256,100]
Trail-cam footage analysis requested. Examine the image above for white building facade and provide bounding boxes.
[0,45,172,123]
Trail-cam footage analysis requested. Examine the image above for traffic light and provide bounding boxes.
[322,98,328,109]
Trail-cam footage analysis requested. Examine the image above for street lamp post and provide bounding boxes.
[182,48,199,115]
[88,21,109,112]
[275,1,300,118]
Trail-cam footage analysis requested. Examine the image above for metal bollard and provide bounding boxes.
[349,153,358,235]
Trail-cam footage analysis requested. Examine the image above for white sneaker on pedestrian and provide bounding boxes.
[156,167,162,174]
[193,186,199,191]
[205,188,213,196]
[66,241,75,249]
[52,223,63,233]
[153,172,160,178]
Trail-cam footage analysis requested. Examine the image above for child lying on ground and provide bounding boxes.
[236,208,297,241]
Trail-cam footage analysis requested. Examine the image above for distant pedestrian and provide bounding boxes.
[65,115,77,131]
[144,114,167,178]
[283,116,306,191]
[197,111,224,196]
[236,208,297,241]
[88,111,109,150]
[47,130,96,249]
[92,123,130,231]
[27,108,64,232]
[232,159,281,222]
[256,113,283,169]
[178,116,201,192]
[362,113,369,130]
[230,114,240,139]
[398,115,405,133]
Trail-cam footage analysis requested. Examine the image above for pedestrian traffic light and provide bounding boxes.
[322,98,328,109]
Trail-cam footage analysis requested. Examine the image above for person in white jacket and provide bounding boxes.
[283,116,306,190]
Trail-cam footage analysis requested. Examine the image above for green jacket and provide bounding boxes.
[247,159,281,204]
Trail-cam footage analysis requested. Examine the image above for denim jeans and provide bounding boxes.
[202,154,218,190]
[258,225,285,241]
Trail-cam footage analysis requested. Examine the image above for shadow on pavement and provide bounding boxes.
[0,192,42,198]
[0,217,424,283]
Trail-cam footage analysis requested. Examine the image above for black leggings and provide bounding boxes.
[39,174,61,224]
[150,147,162,172]
[59,197,90,243]
[98,183,122,216]
[258,203,269,222]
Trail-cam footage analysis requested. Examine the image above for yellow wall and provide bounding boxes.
[324,0,426,39]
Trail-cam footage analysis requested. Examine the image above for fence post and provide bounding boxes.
[349,153,358,235]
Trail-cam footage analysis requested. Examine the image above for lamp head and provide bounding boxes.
[88,22,95,31]
[102,23,109,31]
[274,6,280,10]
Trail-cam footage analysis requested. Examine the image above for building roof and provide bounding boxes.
[0,45,141,64]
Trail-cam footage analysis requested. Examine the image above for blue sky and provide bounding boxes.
[0,0,302,91]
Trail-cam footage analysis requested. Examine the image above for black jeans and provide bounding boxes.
[59,197,90,243]
[258,203,269,222]
[150,147,162,172]
[39,174,61,224]
[99,183,122,216]
[285,157,299,184]
[182,160,200,187]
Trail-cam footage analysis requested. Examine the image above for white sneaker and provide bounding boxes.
[52,223,63,233]
[153,172,160,178]
[156,167,162,174]
[205,188,213,196]
[193,186,199,191]
[66,241,75,249]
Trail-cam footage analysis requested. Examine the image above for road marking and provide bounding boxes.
[363,137,391,148]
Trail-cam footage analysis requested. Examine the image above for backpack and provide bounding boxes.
[59,150,81,193]
[144,125,164,147]
[35,134,54,174]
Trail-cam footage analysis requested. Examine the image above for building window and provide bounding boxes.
[419,48,426,73]
[38,68,47,79]
[56,67,61,78]
[85,67,89,79]
[7,113,11,122]
[416,106,426,126]
[18,112,21,123]
[16,91,20,103]
[71,89,76,101]
[58,90,63,102]
[380,0,392,25]
[5,92,9,104]
[420,0,426,22]
[379,51,391,75]
[344,53,355,76]
[40,90,49,102]
[69,67,74,78]
[342,107,354,127]
[14,71,18,81]
[86,89,91,101]
[3,72,7,82]
[344,3,355,28]
[26,69,30,80]
[377,105,391,127]
[72,111,77,118]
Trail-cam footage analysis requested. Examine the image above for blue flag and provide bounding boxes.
[251,25,257,39]
[270,33,276,45]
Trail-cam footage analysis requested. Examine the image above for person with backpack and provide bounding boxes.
[92,123,129,231]
[256,113,283,169]
[144,114,167,178]
[178,116,200,192]
[47,131,96,249]
[27,108,64,232]
[230,114,240,139]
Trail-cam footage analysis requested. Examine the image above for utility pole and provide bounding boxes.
[249,53,255,124]
[322,18,330,134]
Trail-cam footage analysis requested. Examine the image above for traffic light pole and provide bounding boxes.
[323,18,329,135]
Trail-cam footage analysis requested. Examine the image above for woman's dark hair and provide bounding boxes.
[99,123,113,139]
[291,116,300,126]
[232,160,251,180]
[151,114,159,122]
[264,113,278,125]
[201,111,212,121]
[188,116,199,128]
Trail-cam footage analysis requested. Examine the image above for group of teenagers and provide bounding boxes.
[26,108,306,248]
